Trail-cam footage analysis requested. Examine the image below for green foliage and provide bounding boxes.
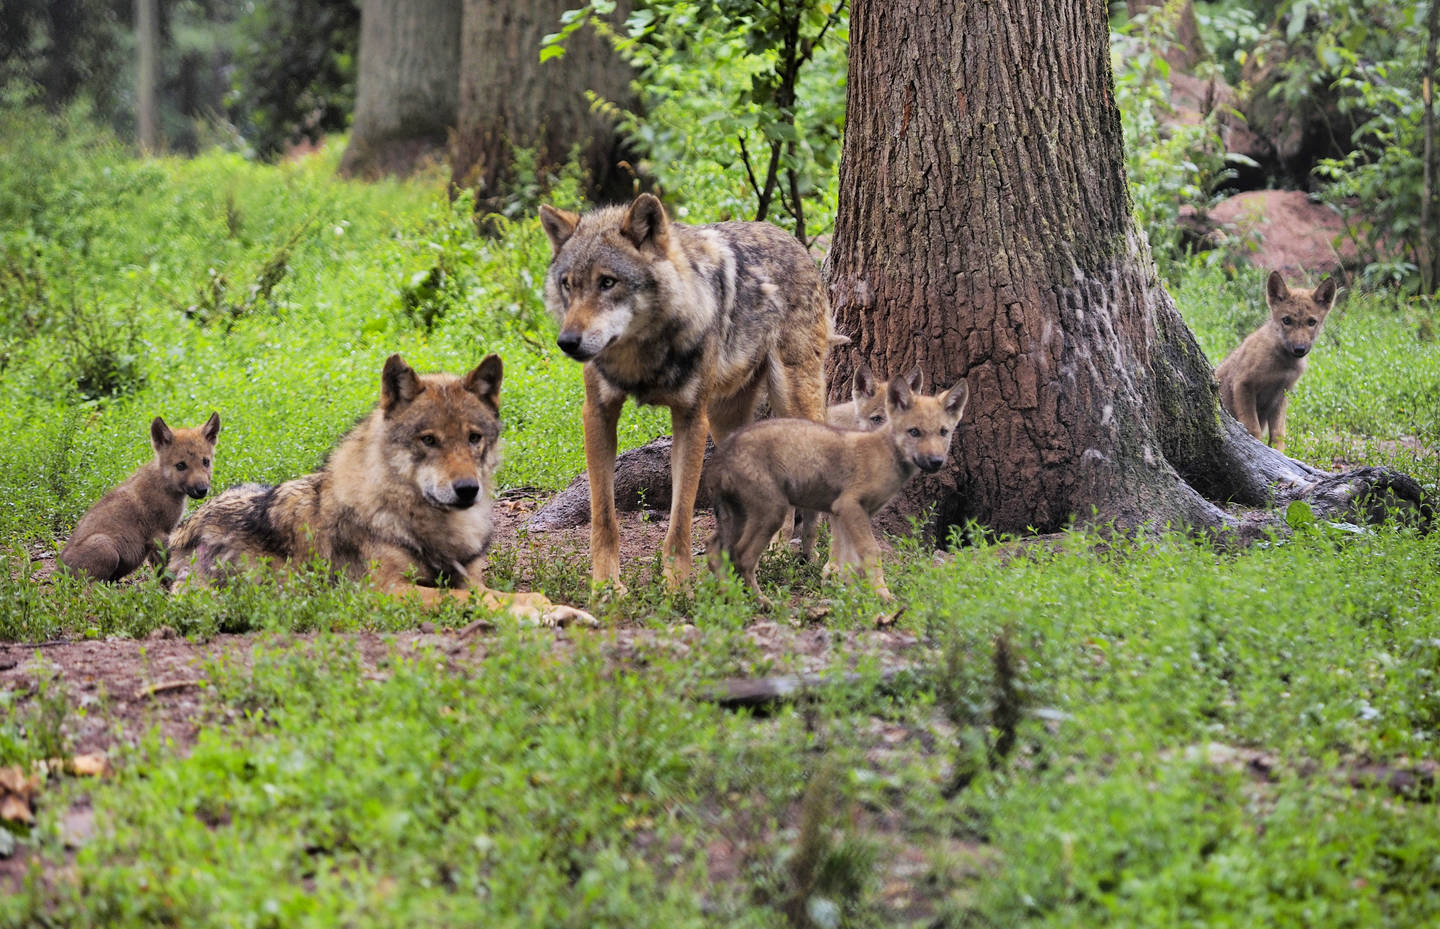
[547,0,847,238]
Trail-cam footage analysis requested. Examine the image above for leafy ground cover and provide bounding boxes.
[2,109,1439,926]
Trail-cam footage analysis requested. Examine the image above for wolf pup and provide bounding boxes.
[826,364,923,432]
[708,374,969,604]
[1215,271,1337,453]
[167,354,591,626]
[60,412,221,582]
[539,193,831,588]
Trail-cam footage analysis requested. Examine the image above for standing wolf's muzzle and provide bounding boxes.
[187,485,210,500]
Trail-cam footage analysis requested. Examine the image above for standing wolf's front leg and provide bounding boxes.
[1229,381,1264,441]
[583,369,626,588]
[665,402,711,588]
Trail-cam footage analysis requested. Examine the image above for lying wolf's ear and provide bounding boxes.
[852,363,876,399]
[463,354,503,410]
[621,193,670,253]
[1265,270,1290,307]
[539,205,580,256]
[151,416,174,449]
[381,354,423,415]
[942,380,970,420]
[1311,277,1338,311]
[886,372,914,414]
[202,411,221,445]
[905,366,925,395]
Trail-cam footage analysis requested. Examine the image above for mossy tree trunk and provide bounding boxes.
[338,0,461,179]
[451,0,637,216]
[824,0,1426,542]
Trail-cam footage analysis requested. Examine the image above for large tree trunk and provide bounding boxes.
[452,0,637,215]
[823,0,1426,543]
[338,0,461,179]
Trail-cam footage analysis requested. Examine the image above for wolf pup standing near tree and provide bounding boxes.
[167,354,592,626]
[60,412,221,582]
[707,373,969,605]
[538,193,832,589]
[1215,271,1338,453]
[826,364,923,431]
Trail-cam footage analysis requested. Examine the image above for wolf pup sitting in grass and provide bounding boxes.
[1215,271,1338,453]
[826,364,922,431]
[167,354,592,627]
[707,372,969,605]
[60,412,221,583]
[538,193,833,590]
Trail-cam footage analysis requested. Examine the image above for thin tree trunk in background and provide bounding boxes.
[452,0,637,215]
[1422,0,1439,293]
[338,0,461,179]
[135,0,159,153]
[1125,0,1207,72]
[824,0,1425,542]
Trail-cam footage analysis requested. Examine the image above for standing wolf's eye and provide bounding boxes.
[202,458,210,467]
[559,275,571,291]
[175,462,188,471]
[1281,316,1294,326]
[419,434,438,448]
[1306,318,1317,327]
[598,275,617,291]
[907,427,922,438]
[468,432,484,445]
[869,414,885,424]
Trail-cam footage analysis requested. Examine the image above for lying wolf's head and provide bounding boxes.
[151,411,221,500]
[884,375,969,474]
[1265,271,1337,359]
[538,194,676,363]
[379,353,502,511]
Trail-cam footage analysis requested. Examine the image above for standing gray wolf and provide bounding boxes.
[167,354,591,626]
[707,373,969,604]
[60,412,220,582]
[538,193,832,589]
[1215,271,1337,453]
[826,364,923,431]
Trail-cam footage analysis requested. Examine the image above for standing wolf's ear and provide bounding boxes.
[539,205,580,256]
[943,380,970,420]
[904,366,925,395]
[852,363,876,400]
[886,372,915,414]
[463,354,504,410]
[621,193,670,253]
[1265,270,1290,307]
[151,416,174,449]
[202,411,221,445]
[1311,277,1338,311]
[381,354,423,415]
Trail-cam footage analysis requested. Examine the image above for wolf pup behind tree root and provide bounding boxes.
[1215,271,1338,453]
[539,193,832,589]
[826,364,923,432]
[60,412,221,582]
[167,354,592,626]
[708,374,969,604]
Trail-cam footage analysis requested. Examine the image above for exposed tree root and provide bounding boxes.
[528,437,715,532]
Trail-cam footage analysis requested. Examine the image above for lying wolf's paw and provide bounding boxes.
[541,604,600,629]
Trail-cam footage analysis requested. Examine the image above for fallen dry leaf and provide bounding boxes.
[66,753,110,778]
[1,792,32,825]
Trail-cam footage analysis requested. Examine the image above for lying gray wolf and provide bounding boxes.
[538,193,832,589]
[707,372,969,604]
[61,412,220,582]
[167,354,592,626]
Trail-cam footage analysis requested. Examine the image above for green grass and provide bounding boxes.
[3,108,1440,927]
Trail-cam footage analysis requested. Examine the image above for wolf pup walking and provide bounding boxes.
[1215,271,1337,453]
[60,412,221,582]
[538,193,831,589]
[167,354,591,626]
[708,373,969,604]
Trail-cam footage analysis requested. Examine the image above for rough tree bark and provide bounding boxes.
[338,0,461,179]
[135,0,159,153]
[451,0,637,215]
[822,0,1426,542]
